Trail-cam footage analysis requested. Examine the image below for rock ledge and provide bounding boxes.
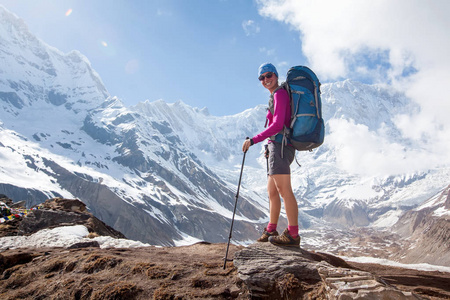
[234,243,422,299]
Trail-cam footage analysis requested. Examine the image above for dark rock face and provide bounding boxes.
[323,199,370,227]
[67,241,100,249]
[0,91,24,109]
[445,187,450,209]
[392,184,450,267]
[0,185,56,208]
[81,114,120,145]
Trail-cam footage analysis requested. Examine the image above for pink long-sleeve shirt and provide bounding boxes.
[252,88,290,144]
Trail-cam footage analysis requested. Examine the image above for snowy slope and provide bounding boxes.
[0,5,449,248]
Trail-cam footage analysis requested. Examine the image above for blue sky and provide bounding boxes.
[0,0,308,116]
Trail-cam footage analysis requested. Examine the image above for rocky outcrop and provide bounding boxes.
[234,243,422,299]
[0,198,124,239]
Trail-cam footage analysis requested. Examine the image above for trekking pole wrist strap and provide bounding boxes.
[246,137,254,146]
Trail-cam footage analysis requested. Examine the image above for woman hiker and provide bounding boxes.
[242,62,300,247]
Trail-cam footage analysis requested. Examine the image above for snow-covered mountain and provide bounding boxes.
[0,5,449,250]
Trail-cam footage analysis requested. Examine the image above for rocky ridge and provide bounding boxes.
[1,198,449,299]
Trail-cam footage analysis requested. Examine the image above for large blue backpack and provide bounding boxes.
[269,66,325,151]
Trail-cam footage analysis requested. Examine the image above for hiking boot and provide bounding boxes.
[257,228,279,242]
[268,228,300,247]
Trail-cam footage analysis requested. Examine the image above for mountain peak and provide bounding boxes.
[0,5,28,34]
[0,6,108,114]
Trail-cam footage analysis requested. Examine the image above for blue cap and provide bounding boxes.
[258,63,278,78]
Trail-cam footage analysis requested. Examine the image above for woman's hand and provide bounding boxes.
[242,138,252,153]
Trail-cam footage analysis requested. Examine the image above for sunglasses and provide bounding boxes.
[258,72,274,81]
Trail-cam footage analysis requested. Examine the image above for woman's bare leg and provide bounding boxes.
[267,176,281,225]
[271,174,298,226]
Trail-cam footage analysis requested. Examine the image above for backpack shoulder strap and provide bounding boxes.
[268,83,288,115]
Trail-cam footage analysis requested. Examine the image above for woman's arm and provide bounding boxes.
[252,88,289,144]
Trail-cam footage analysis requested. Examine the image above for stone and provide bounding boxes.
[67,241,100,249]
[234,243,423,299]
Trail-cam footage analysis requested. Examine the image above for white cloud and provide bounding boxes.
[327,119,440,176]
[257,0,450,174]
[257,0,450,82]
[242,19,260,36]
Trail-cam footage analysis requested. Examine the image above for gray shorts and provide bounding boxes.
[268,142,295,175]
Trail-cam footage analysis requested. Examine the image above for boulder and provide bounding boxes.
[234,243,421,299]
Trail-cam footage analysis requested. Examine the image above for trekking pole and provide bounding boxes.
[223,150,247,269]
[265,144,270,215]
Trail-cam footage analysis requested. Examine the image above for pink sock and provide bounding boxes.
[267,223,277,233]
[288,225,299,238]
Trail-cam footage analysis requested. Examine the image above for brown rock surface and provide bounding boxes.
[0,243,245,299]
[0,243,449,299]
[233,243,450,299]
